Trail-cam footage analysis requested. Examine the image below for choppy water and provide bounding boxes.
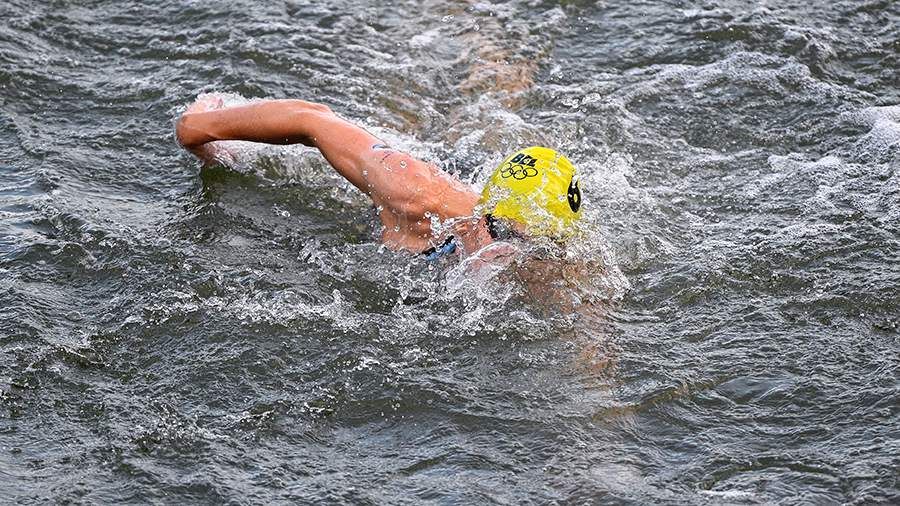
[2,0,899,503]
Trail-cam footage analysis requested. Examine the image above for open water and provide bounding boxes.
[1,0,899,503]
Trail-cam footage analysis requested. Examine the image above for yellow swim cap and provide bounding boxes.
[479,146,582,239]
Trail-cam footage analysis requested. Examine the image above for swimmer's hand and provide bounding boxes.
[176,94,228,163]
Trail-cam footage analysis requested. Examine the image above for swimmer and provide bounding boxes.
[175,96,582,261]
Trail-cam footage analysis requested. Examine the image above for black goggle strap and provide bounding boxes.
[486,213,499,240]
[485,214,520,241]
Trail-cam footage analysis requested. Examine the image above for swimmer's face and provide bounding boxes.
[488,216,530,241]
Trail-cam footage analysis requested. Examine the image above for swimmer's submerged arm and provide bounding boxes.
[176,99,414,195]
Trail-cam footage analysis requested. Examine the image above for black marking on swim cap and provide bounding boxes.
[567,178,581,212]
[510,153,537,167]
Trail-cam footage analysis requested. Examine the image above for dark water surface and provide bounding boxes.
[2,0,899,503]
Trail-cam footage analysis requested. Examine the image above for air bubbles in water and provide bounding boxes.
[429,213,444,236]
[272,204,291,218]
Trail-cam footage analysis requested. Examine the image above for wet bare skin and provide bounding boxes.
[176,97,495,254]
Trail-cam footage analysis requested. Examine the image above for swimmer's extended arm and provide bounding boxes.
[176,99,411,195]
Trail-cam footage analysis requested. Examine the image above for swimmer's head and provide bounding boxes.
[479,146,582,240]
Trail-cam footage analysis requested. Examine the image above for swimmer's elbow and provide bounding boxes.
[291,100,331,115]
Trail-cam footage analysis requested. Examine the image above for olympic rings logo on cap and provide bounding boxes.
[500,152,541,180]
[500,162,539,180]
